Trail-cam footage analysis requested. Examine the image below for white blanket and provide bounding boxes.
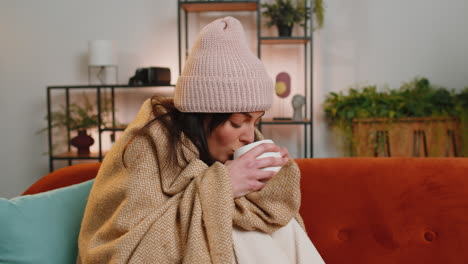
[233,219,325,264]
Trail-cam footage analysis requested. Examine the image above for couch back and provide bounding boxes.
[24,158,468,263]
[296,158,468,264]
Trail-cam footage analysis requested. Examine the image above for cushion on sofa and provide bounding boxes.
[22,163,100,195]
[0,179,94,264]
[296,158,468,264]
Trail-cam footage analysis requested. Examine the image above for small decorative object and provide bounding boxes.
[70,130,95,156]
[128,67,171,86]
[261,0,324,37]
[275,72,291,98]
[273,72,292,120]
[292,94,306,121]
[88,40,118,84]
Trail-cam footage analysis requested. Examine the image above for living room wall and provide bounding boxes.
[1,0,467,198]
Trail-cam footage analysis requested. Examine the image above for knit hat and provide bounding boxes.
[175,16,273,113]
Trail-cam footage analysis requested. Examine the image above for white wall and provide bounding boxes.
[0,0,179,198]
[1,0,467,198]
[314,0,468,157]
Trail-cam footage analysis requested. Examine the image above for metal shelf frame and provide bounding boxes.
[46,84,175,171]
[177,0,314,158]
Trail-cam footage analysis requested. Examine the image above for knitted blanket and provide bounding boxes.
[77,99,303,264]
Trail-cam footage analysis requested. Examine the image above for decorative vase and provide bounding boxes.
[277,24,293,37]
[70,130,94,156]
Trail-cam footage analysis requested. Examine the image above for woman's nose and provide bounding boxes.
[240,125,255,145]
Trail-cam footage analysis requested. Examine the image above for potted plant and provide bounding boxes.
[261,0,324,37]
[48,94,100,155]
[323,77,467,157]
[40,93,118,156]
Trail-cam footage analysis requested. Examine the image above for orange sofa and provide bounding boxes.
[23,158,468,263]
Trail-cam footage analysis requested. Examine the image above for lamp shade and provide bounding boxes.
[88,40,116,66]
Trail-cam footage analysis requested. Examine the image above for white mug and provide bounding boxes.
[233,139,282,172]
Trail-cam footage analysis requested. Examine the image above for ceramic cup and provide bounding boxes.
[233,139,282,172]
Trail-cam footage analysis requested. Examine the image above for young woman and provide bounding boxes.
[78,17,324,264]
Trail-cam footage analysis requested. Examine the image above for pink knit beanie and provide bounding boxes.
[175,16,273,113]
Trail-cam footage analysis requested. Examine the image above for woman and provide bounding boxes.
[78,17,324,263]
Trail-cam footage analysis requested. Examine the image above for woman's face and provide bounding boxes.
[207,111,265,163]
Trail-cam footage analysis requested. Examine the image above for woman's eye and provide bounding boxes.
[230,121,241,128]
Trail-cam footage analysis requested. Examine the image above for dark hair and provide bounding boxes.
[123,96,232,167]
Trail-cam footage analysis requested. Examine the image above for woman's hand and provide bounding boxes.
[279,146,291,161]
[224,143,288,198]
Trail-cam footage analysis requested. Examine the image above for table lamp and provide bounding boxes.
[88,40,118,84]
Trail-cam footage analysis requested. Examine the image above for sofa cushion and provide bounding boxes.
[296,158,468,264]
[22,163,100,195]
[0,179,94,264]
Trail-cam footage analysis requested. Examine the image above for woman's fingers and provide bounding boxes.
[280,147,290,159]
[254,156,287,169]
[227,143,289,198]
[250,180,267,192]
[256,170,276,182]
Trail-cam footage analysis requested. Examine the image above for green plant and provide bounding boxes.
[38,93,115,135]
[51,101,98,131]
[454,87,468,156]
[454,87,468,111]
[37,93,119,156]
[324,77,463,127]
[49,94,100,131]
[323,77,468,156]
[261,0,324,33]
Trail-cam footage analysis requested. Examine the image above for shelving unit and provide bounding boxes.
[180,1,258,12]
[46,84,174,171]
[178,0,260,74]
[260,36,310,45]
[177,0,314,157]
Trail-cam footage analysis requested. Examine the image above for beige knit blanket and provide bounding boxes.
[77,99,304,264]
